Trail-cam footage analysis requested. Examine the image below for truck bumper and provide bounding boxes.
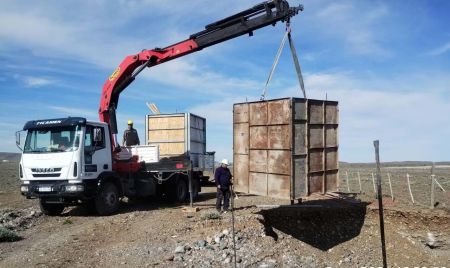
[20,180,97,202]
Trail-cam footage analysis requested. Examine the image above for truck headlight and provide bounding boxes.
[64,185,84,192]
[20,185,29,192]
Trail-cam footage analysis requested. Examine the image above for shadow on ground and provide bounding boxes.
[257,198,369,251]
[61,190,218,217]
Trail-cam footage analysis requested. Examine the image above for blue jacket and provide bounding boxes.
[215,166,232,188]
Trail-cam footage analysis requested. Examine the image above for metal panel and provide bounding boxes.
[268,125,291,149]
[326,148,338,170]
[326,170,339,192]
[325,125,338,147]
[249,150,267,173]
[325,102,339,124]
[268,99,291,125]
[249,172,267,196]
[293,123,307,155]
[249,126,268,149]
[309,172,323,194]
[294,156,307,197]
[309,125,324,148]
[268,174,290,199]
[309,150,324,173]
[267,150,291,175]
[233,123,249,154]
[294,99,307,120]
[233,154,249,193]
[309,101,323,124]
[233,103,249,123]
[249,102,267,125]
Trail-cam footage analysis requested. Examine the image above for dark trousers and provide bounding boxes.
[216,187,231,211]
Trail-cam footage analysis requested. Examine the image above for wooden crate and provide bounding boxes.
[233,98,339,200]
[146,113,206,167]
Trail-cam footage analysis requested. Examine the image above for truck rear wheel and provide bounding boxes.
[174,178,188,202]
[39,199,65,216]
[95,182,120,216]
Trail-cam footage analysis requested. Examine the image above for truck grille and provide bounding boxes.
[32,173,62,178]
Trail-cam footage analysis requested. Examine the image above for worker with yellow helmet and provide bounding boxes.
[122,120,140,146]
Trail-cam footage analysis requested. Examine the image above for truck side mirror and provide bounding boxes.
[15,131,23,151]
[93,128,103,143]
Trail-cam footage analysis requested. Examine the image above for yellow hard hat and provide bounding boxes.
[127,120,133,125]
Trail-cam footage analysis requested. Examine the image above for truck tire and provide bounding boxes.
[39,199,65,216]
[174,178,188,202]
[95,182,120,216]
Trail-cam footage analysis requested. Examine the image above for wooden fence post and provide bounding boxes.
[430,163,435,209]
[371,172,377,198]
[374,140,388,268]
[406,173,415,204]
[357,171,362,193]
[345,171,350,193]
[387,173,394,202]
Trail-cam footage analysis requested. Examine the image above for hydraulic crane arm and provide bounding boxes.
[99,0,303,147]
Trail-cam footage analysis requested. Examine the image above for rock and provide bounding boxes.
[196,240,207,248]
[426,232,436,248]
[184,245,192,251]
[223,257,231,264]
[174,245,185,254]
[214,236,222,244]
[173,255,184,262]
[222,229,230,236]
[206,236,213,244]
[165,255,174,261]
[222,252,228,258]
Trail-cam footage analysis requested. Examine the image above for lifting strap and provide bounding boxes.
[261,23,307,100]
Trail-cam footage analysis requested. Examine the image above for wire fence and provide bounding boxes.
[338,166,450,209]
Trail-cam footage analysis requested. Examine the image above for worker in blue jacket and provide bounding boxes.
[215,159,233,213]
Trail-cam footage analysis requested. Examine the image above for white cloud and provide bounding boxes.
[427,41,450,56]
[22,76,57,88]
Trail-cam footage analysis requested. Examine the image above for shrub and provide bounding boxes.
[0,226,21,242]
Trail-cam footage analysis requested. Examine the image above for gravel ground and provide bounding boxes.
[0,161,449,267]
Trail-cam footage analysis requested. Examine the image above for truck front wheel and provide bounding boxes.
[39,199,65,216]
[95,182,120,216]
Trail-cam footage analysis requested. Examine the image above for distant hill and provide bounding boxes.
[0,152,21,162]
[340,161,450,168]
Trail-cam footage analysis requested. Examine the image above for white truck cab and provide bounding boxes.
[17,117,117,215]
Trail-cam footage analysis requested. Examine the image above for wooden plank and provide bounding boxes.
[233,123,249,154]
[268,174,291,199]
[267,150,291,175]
[325,170,338,192]
[249,102,268,125]
[148,129,185,142]
[249,172,267,196]
[233,154,249,193]
[249,126,268,149]
[268,99,291,125]
[268,125,291,150]
[151,142,185,156]
[233,103,249,123]
[148,116,185,130]
[249,150,267,173]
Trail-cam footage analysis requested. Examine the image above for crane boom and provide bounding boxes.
[99,0,303,149]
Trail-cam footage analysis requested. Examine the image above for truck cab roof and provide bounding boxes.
[23,117,87,130]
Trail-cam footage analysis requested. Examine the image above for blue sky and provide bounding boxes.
[0,0,449,162]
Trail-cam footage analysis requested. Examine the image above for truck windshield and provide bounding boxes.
[24,125,81,153]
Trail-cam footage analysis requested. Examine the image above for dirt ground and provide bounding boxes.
[0,161,449,267]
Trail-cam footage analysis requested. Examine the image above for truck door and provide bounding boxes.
[83,125,111,178]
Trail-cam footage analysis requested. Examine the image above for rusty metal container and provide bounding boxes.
[233,98,339,200]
